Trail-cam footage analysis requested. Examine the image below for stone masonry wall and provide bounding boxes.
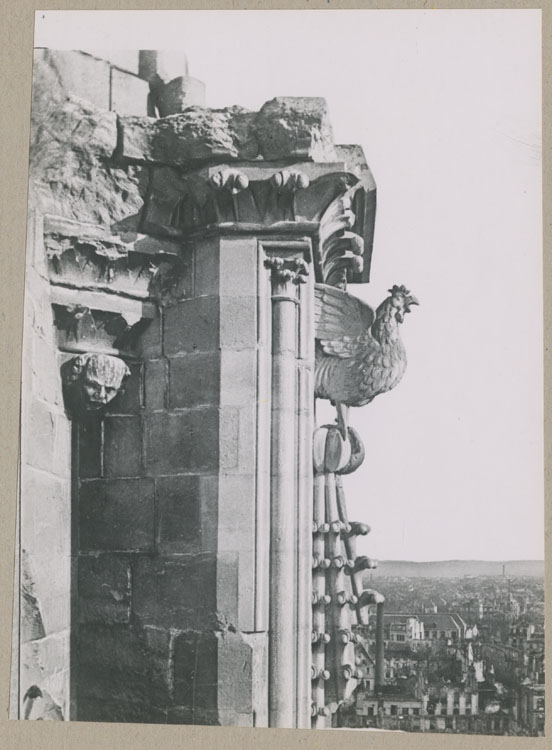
[17,45,375,726]
[17,210,72,720]
[74,233,270,725]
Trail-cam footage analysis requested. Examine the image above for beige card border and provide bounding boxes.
[0,1,548,748]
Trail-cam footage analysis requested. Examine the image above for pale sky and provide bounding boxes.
[35,10,543,561]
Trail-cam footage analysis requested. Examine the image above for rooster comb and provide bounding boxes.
[388,284,411,297]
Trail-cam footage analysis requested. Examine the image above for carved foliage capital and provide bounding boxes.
[264,256,309,287]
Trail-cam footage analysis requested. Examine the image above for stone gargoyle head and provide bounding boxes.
[61,353,130,416]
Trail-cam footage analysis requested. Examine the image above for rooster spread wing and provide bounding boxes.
[314,283,375,359]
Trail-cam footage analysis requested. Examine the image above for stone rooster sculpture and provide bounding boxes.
[314,283,419,437]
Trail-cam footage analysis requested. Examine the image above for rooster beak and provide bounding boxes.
[407,296,420,307]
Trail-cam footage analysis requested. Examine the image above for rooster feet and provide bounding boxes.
[335,402,350,441]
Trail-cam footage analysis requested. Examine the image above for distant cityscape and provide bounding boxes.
[340,563,545,736]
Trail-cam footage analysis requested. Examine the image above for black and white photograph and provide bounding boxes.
[11,8,544,737]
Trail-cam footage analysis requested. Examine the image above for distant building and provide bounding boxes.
[420,613,466,643]
[518,681,545,736]
[383,614,425,644]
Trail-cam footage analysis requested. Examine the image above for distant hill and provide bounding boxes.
[366,560,544,579]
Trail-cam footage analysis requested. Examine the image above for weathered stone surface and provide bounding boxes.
[145,408,219,474]
[131,554,217,629]
[168,352,220,409]
[30,52,147,230]
[78,415,102,479]
[172,629,253,715]
[256,97,336,162]
[118,96,336,167]
[144,358,167,411]
[78,555,131,624]
[20,551,46,643]
[220,350,256,407]
[118,106,258,165]
[20,633,70,720]
[219,296,256,350]
[34,49,111,111]
[135,314,163,359]
[103,416,143,478]
[110,67,150,117]
[156,76,206,116]
[156,474,202,553]
[173,631,218,708]
[163,297,220,355]
[79,478,155,551]
[75,623,172,718]
[106,362,143,415]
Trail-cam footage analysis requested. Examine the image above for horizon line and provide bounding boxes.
[377,558,545,564]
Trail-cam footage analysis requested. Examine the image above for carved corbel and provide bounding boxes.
[61,352,130,417]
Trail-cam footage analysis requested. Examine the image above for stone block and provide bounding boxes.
[219,407,239,471]
[31,71,116,164]
[20,468,70,564]
[30,60,147,229]
[144,358,167,411]
[215,552,239,628]
[142,625,174,707]
[23,399,57,473]
[217,631,253,713]
[164,297,220,355]
[132,554,216,630]
[77,698,167,724]
[107,362,143,415]
[52,413,72,479]
[194,237,221,297]
[219,296,256,349]
[75,623,170,715]
[237,404,257,475]
[140,166,188,237]
[145,409,219,474]
[86,50,141,74]
[20,543,70,637]
[20,634,70,719]
[78,554,131,624]
[78,415,102,478]
[199,474,219,554]
[103,415,143,478]
[155,75,206,116]
[110,67,149,117]
[79,478,155,551]
[256,97,336,162]
[172,629,254,716]
[117,106,258,166]
[35,49,111,110]
[156,475,201,554]
[173,631,218,708]
[220,349,256,407]
[168,352,220,409]
[136,314,163,358]
[219,237,257,298]
[31,334,63,407]
[116,97,336,167]
[217,475,255,553]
